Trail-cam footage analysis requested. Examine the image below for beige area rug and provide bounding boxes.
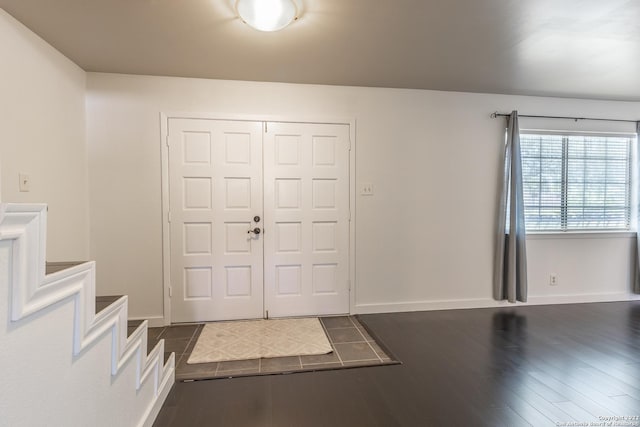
[187,318,332,364]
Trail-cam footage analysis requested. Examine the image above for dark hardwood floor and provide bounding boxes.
[154,302,640,427]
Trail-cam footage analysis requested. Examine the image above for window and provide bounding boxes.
[520,132,633,232]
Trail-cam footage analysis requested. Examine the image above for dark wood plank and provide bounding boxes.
[153,301,640,427]
[501,392,557,426]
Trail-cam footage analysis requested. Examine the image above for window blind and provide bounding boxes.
[521,133,632,232]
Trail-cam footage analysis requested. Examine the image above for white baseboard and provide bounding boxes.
[355,298,498,314]
[129,316,166,328]
[354,292,640,314]
[526,292,640,305]
[132,295,640,322]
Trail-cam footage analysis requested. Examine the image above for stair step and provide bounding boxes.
[45,261,85,275]
[95,297,168,362]
[4,205,174,425]
[45,263,169,363]
[96,295,121,314]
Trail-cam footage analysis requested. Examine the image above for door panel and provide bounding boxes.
[168,118,351,322]
[263,122,350,317]
[169,118,264,322]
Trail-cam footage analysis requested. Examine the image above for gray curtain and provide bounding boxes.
[635,122,640,294]
[494,111,528,303]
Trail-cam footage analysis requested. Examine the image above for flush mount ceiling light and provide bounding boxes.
[236,0,298,32]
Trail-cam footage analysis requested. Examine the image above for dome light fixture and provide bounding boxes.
[235,0,298,32]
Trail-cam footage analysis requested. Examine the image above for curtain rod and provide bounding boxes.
[490,111,638,124]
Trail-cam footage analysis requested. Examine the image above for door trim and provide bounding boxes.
[160,112,357,325]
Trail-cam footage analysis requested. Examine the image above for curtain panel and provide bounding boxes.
[494,111,528,303]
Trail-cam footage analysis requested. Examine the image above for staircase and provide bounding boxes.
[0,204,175,427]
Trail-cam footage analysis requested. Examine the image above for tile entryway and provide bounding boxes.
[85,290,398,380]
[143,316,398,381]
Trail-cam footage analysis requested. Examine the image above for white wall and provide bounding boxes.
[86,72,640,320]
[0,9,89,261]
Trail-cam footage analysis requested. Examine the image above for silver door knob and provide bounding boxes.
[247,227,261,235]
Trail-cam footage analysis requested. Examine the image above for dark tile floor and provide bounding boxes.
[49,263,395,380]
[149,316,397,381]
[85,285,398,380]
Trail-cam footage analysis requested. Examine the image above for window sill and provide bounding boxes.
[526,231,636,240]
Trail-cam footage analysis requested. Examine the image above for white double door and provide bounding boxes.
[168,118,350,323]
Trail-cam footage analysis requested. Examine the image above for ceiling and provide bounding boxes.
[2,0,640,101]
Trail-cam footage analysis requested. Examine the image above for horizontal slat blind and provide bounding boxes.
[521,134,563,231]
[521,133,632,232]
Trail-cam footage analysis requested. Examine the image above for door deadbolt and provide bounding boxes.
[254,215,261,223]
[247,227,261,235]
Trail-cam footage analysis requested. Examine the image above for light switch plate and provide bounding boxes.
[19,173,30,192]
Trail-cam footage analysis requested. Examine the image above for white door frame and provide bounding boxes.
[160,112,357,325]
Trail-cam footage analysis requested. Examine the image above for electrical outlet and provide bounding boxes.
[19,173,30,192]
[549,273,558,286]
[361,183,374,196]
